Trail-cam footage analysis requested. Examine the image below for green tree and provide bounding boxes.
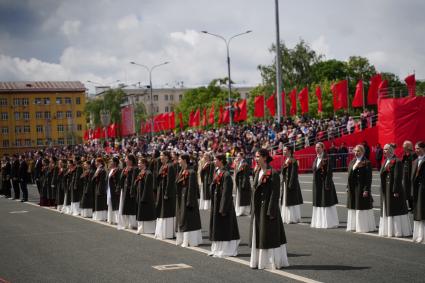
[84,88,125,127]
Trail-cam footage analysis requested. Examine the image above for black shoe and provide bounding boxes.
[21,199,27,202]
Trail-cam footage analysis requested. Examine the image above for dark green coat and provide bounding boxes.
[176,169,202,232]
[156,162,176,218]
[380,158,408,216]
[136,170,157,222]
[250,166,287,249]
[120,167,139,216]
[312,154,338,207]
[200,162,214,200]
[80,169,94,209]
[235,160,252,206]
[412,158,425,221]
[281,158,303,207]
[209,170,240,241]
[346,157,373,210]
[93,167,108,212]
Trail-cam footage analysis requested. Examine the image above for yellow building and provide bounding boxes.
[0,81,86,155]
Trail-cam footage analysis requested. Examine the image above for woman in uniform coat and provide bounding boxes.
[135,158,157,234]
[93,158,108,221]
[209,153,240,257]
[234,152,251,216]
[40,159,50,206]
[250,149,289,269]
[412,141,425,243]
[155,151,177,239]
[117,154,138,230]
[107,157,121,225]
[175,154,202,247]
[281,146,303,224]
[62,159,74,215]
[346,145,376,233]
[70,157,83,216]
[311,142,339,229]
[80,160,95,218]
[48,157,58,206]
[55,159,66,212]
[199,152,214,210]
[378,144,412,237]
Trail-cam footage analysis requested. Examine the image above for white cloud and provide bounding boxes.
[117,15,139,30]
[61,20,81,37]
[312,35,331,58]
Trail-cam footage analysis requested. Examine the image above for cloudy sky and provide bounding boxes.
[0,0,424,93]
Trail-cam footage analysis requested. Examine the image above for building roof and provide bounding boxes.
[0,81,86,93]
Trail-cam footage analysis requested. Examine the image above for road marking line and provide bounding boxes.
[152,263,192,271]
[23,201,322,283]
[9,210,29,214]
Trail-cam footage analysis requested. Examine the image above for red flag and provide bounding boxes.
[107,123,117,138]
[202,108,207,127]
[188,111,194,127]
[315,86,323,113]
[222,106,230,124]
[404,74,416,97]
[289,89,297,115]
[298,87,309,114]
[208,105,215,125]
[120,106,135,136]
[83,130,89,140]
[178,113,183,129]
[266,94,276,116]
[237,99,247,121]
[331,80,348,110]
[352,80,364,108]
[169,112,175,129]
[281,90,286,116]
[218,106,224,124]
[378,80,388,97]
[254,95,265,118]
[193,109,200,127]
[367,74,382,105]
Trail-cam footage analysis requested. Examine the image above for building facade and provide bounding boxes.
[0,81,86,155]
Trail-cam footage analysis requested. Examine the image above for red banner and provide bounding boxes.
[315,86,322,113]
[120,106,135,136]
[254,96,264,118]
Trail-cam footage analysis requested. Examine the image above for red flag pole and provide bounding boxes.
[362,75,365,111]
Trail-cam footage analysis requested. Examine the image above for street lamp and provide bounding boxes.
[201,30,252,126]
[130,61,170,137]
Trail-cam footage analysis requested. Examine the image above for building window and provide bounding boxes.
[77,124,82,131]
[179,94,183,101]
[44,111,51,119]
[56,97,62,104]
[1,112,8,120]
[23,126,30,133]
[76,97,81,104]
[153,95,158,101]
[2,140,9,147]
[165,95,169,101]
[0,98,7,106]
[66,111,72,118]
[14,112,20,120]
[35,98,42,105]
[155,106,159,113]
[36,112,42,119]
[22,98,29,105]
[65,97,72,104]
[165,106,169,112]
[67,138,73,145]
[170,95,174,101]
[57,125,64,132]
[15,126,22,134]
[1,127,8,134]
[13,98,21,106]
[24,139,31,146]
[56,111,64,119]
[44,97,50,105]
[23,112,30,120]
[58,138,64,145]
[76,111,82,117]
[36,125,43,133]
[37,139,43,146]
[15,139,21,146]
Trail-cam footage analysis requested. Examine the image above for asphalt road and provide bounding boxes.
[0,172,424,283]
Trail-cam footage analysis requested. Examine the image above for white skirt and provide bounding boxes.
[137,220,156,234]
[56,205,63,212]
[199,185,211,210]
[378,203,412,237]
[155,217,176,239]
[71,202,81,216]
[346,209,376,233]
[250,217,289,269]
[93,210,107,221]
[81,208,93,218]
[176,229,203,247]
[209,240,240,258]
[311,206,339,229]
[235,189,250,216]
[107,206,119,225]
[412,221,425,243]
[281,183,301,224]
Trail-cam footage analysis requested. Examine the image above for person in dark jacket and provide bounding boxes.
[70,156,83,216]
[250,148,289,269]
[175,154,202,247]
[378,143,412,238]
[18,154,29,202]
[80,160,95,218]
[346,145,376,233]
[402,140,417,211]
[199,152,214,210]
[234,151,251,216]
[154,151,176,239]
[34,151,43,203]
[40,158,51,206]
[107,157,121,225]
[135,157,156,234]
[209,153,240,258]
[280,146,303,224]
[412,141,425,243]
[375,143,383,171]
[93,158,108,221]
[10,155,20,200]
[117,154,138,230]
[55,159,67,212]
[48,157,59,206]
[1,157,12,198]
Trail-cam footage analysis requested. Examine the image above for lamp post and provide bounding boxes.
[130,61,169,137]
[100,109,111,141]
[201,30,252,126]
